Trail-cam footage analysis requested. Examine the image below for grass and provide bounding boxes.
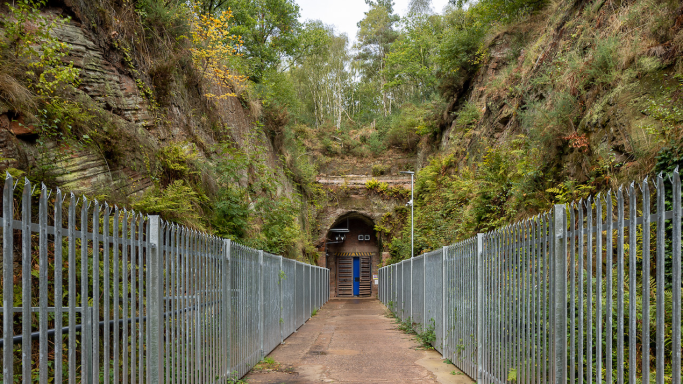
[390,312,436,350]
[252,356,280,372]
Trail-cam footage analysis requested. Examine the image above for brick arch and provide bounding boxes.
[324,211,379,297]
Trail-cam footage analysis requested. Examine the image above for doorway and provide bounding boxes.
[336,252,372,297]
[325,213,379,298]
[353,257,360,296]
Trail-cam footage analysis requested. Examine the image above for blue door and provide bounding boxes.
[353,257,360,296]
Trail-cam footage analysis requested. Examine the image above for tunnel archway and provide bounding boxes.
[324,212,379,298]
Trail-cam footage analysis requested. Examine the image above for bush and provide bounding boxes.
[134,0,190,41]
[372,164,388,176]
[386,104,427,151]
[365,178,381,190]
[453,101,481,131]
[157,142,199,185]
[368,131,387,155]
[132,180,207,229]
[351,144,371,158]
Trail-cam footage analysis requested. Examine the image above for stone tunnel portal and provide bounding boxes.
[324,212,379,298]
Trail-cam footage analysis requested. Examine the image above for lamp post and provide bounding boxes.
[400,171,414,258]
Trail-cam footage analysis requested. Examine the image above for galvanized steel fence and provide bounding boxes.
[380,172,683,383]
[0,175,329,383]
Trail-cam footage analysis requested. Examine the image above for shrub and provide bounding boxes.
[453,101,481,131]
[351,144,371,158]
[416,319,436,349]
[368,131,387,155]
[386,104,426,151]
[1,0,80,96]
[372,164,388,176]
[132,180,207,230]
[157,142,198,185]
[365,178,381,190]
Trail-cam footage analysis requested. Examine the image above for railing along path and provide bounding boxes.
[380,172,683,384]
[0,175,329,383]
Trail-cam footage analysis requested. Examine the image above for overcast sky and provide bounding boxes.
[296,0,452,45]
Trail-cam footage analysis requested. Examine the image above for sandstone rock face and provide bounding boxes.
[0,114,9,132]
[0,6,262,198]
[51,15,155,129]
[8,115,37,137]
[0,130,27,171]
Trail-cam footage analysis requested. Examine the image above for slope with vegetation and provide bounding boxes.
[0,0,316,259]
[295,0,682,262]
[1,0,681,264]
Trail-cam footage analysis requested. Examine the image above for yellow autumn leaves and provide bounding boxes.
[190,6,247,100]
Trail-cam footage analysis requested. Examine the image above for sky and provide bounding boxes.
[295,0,452,45]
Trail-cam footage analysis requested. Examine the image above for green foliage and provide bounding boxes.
[584,37,619,86]
[416,318,436,349]
[435,8,486,95]
[214,0,301,82]
[372,164,388,176]
[397,316,416,334]
[508,367,518,382]
[454,0,547,24]
[368,131,387,154]
[132,180,208,229]
[453,101,480,131]
[386,104,430,151]
[33,99,95,143]
[366,178,381,190]
[156,142,199,185]
[1,0,80,95]
[383,13,441,104]
[290,21,352,127]
[134,0,190,40]
[212,139,303,256]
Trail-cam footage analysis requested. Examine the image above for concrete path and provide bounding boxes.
[243,298,474,384]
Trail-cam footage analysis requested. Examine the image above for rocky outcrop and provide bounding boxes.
[0,5,261,198]
[49,9,155,129]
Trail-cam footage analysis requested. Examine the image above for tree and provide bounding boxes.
[450,0,547,23]
[190,8,246,99]
[354,0,399,116]
[408,0,433,15]
[383,13,441,105]
[291,22,352,128]
[197,0,230,14]
[210,0,301,82]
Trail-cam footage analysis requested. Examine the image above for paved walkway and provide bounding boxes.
[243,298,474,384]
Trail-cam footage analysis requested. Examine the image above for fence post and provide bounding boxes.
[441,246,447,358]
[222,239,231,377]
[410,257,413,322]
[553,205,567,382]
[279,256,284,344]
[259,250,264,358]
[147,215,163,384]
[476,233,484,383]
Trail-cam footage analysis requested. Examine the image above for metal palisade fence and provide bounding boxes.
[0,175,329,383]
[379,172,683,383]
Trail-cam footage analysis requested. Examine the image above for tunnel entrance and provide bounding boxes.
[324,213,379,298]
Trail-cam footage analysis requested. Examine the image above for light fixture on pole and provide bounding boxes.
[400,171,415,259]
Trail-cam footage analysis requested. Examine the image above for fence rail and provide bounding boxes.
[380,172,683,383]
[0,175,329,383]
